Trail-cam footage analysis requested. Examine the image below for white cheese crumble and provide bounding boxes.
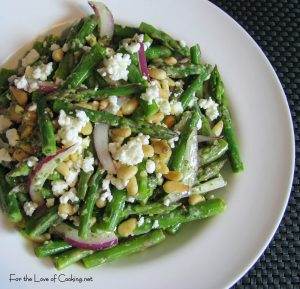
[137,216,145,227]
[152,220,159,229]
[0,148,12,162]
[101,53,131,81]
[199,97,219,121]
[122,34,150,54]
[65,168,80,187]
[146,159,156,174]
[14,75,28,90]
[6,128,19,147]
[50,43,60,51]
[106,95,122,115]
[0,115,12,133]
[59,188,79,204]
[23,201,38,216]
[163,198,170,207]
[22,49,40,67]
[100,176,113,202]
[170,100,184,116]
[127,196,135,203]
[62,43,69,52]
[196,118,202,130]
[32,62,53,81]
[28,103,37,111]
[140,81,160,104]
[82,46,91,52]
[110,176,129,190]
[168,136,179,149]
[82,156,94,173]
[27,156,39,167]
[159,100,171,115]
[46,198,55,208]
[52,180,69,196]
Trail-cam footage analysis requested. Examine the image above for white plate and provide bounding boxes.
[0,1,294,288]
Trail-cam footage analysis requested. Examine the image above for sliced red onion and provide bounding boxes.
[28,144,78,205]
[53,223,118,250]
[93,123,116,174]
[138,42,149,78]
[197,135,222,142]
[88,1,114,39]
[38,82,59,94]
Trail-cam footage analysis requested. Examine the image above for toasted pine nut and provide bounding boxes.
[159,150,172,164]
[111,127,131,138]
[142,145,154,158]
[12,149,29,162]
[52,49,64,62]
[117,165,138,181]
[117,218,137,237]
[159,88,169,99]
[111,136,125,144]
[19,143,34,154]
[24,111,37,125]
[166,77,176,87]
[152,140,171,155]
[164,171,183,181]
[188,194,205,205]
[96,198,107,208]
[127,176,138,196]
[10,86,28,107]
[149,68,167,80]
[147,112,164,124]
[212,120,223,137]
[91,101,99,110]
[154,157,169,174]
[69,153,79,162]
[121,98,139,115]
[20,125,33,139]
[163,115,176,128]
[58,203,74,216]
[81,121,93,135]
[8,105,23,123]
[56,162,70,177]
[99,99,109,110]
[163,181,189,194]
[164,56,177,65]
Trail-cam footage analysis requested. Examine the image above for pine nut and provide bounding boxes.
[111,127,131,138]
[142,145,154,158]
[166,77,176,87]
[81,121,93,135]
[163,115,175,128]
[188,194,205,205]
[99,99,109,110]
[154,157,169,174]
[52,49,64,62]
[152,140,171,155]
[163,181,189,194]
[20,125,33,139]
[164,171,183,181]
[117,218,137,237]
[147,112,164,124]
[159,150,172,163]
[56,162,70,177]
[159,88,169,99]
[96,198,107,208]
[58,203,74,216]
[12,149,29,162]
[10,86,28,107]
[127,176,138,196]
[121,98,139,115]
[212,120,223,137]
[149,68,167,80]
[164,56,177,65]
[117,164,138,181]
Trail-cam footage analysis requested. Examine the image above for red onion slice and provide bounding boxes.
[88,1,114,39]
[138,42,149,78]
[93,123,116,174]
[53,223,118,250]
[28,145,79,205]
[38,82,59,94]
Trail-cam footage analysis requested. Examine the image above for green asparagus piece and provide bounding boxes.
[63,43,106,89]
[190,44,201,65]
[82,230,166,268]
[199,110,213,136]
[128,62,148,86]
[77,170,93,200]
[114,24,139,39]
[163,64,209,79]
[50,84,146,102]
[199,139,228,166]
[47,170,62,181]
[96,188,126,232]
[169,108,201,171]
[6,162,31,180]
[145,45,172,60]
[26,206,60,237]
[139,22,190,57]
[54,248,93,270]
[79,169,103,239]
[35,240,72,257]
[0,166,9,212]
[136,161,152,204]
[191,175,227,195]
[54,53,75,80]
[197,159,227,183]
[37,97,56,156]
[133,99,159,119]
[180,72,210,109]
[52,99,177,140]
[0,89,10,107]
[133,198,226,235]
[6,186,23,223]
[0,68,15,91]
[166,223,182,235]
[210,67,244,172]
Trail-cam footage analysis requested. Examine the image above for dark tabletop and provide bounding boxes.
[209,0,300,288]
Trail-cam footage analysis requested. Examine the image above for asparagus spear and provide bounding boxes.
[210,67,244,172]
[0,68,15,91]
[190,44,201,65]
[139,22,190,57]
[166,223,182,235]
[199,139,228,166]
[136,161,150,204]
[197,159,227,183]
[52,99,177,140]
[145,45,172,60]
[163,63,210,79]
[191,175,227,195]
[114,24,139,39]
[82,230,166,268]
[35,240,72,257]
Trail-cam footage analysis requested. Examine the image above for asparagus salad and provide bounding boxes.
[0,1,243,269]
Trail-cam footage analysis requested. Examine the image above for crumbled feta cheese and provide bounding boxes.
[23,201,38,216]
[179,40,187,47]
[0,148,12,162]
[27,156,38,167]
[59,188,79,204]
[170,100,183,116]
[100,190,113,202]
[82,46,91,52]
[22,49,40,67]
[199,97,219,121]
[141,81,160,104]
[146,159,156,174]
[0,115,12,133]
[156,173,164,185]
[122,34,149,54]
[196,118,202,130]
[52,180,69,196]
[137,216,145,227]
[32,62,53,81]
[102,53,131,81]
[159,100,171,115]
[127,196,135,203]
[168,136,179,148]
[50,43,60,51]
[14,75,28,90]
[100,176,113,202]
[110,176,129,190]
[46,198,55,208]
[62,43,69,52]
[82,156,94,173]
[106,95,121,115]
[163,198,170,206]
[65,168,80,187]
[6,128,19,147]
[152,220,159,229]
[28,103,37,111]
[124,42,140,54]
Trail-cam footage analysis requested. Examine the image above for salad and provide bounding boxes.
[0,1,243,270]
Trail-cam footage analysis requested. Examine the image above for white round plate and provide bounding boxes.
[0,1,294,289]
